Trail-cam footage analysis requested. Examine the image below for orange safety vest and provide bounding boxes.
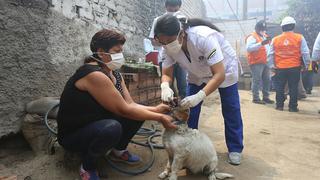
[273,32,302,69]
[246,32,267,65]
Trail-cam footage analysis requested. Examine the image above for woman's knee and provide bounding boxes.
[95,119,122,139]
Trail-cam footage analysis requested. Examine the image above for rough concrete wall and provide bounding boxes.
[0,0,98,138]
[0,0,165,138]
[50,0,166,56]
[0,0,205,138]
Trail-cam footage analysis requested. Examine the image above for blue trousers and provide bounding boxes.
[187,83,244,153]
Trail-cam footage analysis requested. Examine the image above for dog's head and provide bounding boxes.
[171,107,190,125]
[164,98,190,126]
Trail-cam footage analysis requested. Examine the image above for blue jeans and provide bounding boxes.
[187,83,244,153]
[173,64,187,98]
[250,64,271,100]
[160,63,187,98]
[59,118,143,170]
[271,75,277,92]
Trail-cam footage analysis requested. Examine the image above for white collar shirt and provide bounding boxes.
[162,26,239,88]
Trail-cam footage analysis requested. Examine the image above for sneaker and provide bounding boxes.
[79,165,100,180]
[110,150,141,165]
[275,106,284,111]
[263,98,275,104]
[306,90,312,95]
[252,99,266,104]
[228,152,241,166]
[289,108,299,112]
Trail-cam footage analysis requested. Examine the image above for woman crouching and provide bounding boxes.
[57,29,176,180]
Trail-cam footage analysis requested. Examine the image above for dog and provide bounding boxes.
[159,107,234,180]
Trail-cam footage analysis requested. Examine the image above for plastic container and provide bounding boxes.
[145,51,159,65]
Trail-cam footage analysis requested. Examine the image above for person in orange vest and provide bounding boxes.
[246,20,274,104]
[268,17,310,112]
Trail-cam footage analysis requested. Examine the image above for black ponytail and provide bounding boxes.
[154,14,221,38]
[181,18,221,32]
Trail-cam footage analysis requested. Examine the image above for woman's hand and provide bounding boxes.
[155,103,171,113]
[160,115,177,129]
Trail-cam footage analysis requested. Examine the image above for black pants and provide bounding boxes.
[59,118,144,170]
[275,67,301,109]
[302,71,314,92]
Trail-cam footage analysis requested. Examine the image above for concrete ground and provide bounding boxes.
[1,89,320,180]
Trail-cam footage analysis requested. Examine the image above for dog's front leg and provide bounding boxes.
[168,155,184,180]
[159,160,171,179]
[159,149,174,179]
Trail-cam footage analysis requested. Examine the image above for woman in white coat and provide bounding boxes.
[154,14,244,165]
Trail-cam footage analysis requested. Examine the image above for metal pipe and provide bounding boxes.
[243,0,248,20]
[264,0,267,21]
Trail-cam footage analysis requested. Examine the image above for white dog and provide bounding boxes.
[159,107,234,180]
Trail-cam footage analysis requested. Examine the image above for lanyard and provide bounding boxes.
[182,49,191,63]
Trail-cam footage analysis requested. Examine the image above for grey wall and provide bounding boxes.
[212,19,257,73]
[181,0,206,18]
[0,0,205,138]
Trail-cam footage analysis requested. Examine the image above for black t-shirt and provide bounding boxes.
[57,64,123,141]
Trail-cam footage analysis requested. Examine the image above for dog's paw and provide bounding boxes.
[168,176,177,180]
[158,171,169,179]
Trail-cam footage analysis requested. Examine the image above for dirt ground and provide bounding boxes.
[1,88,320,180]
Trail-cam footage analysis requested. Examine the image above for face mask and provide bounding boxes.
[106,53,125,70]
[164,31,182,55]
[91,52,125,70]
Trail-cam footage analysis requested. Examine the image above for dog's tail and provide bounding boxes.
[213,172,234,179]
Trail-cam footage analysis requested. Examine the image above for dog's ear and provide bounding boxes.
[172,108,190,121]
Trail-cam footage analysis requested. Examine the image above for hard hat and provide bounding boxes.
[255,20,267,31]
[281,16,296,26]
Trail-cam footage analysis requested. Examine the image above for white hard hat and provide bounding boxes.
[281,16,296,26]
